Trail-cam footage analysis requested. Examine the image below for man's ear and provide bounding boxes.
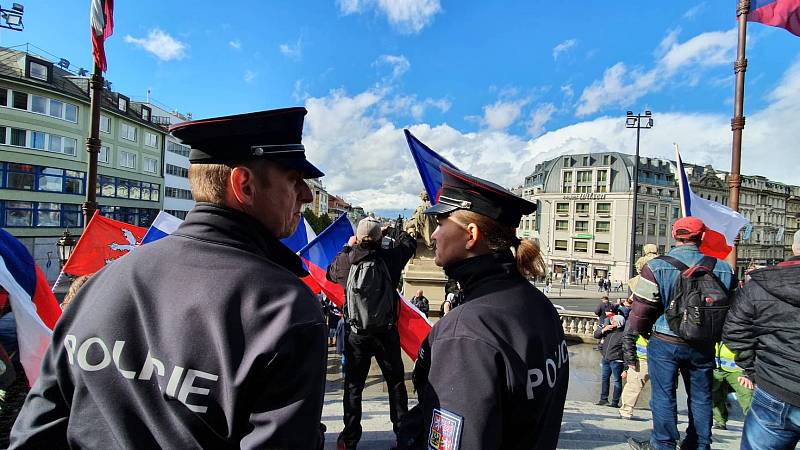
[229,166,256,207]
[465,223,481,250]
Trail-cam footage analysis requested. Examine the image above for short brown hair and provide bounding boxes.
[188,160,272,205]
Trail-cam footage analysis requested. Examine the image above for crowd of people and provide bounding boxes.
[1,106,798,450]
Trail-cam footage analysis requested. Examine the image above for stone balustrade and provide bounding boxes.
[558,310,599,344]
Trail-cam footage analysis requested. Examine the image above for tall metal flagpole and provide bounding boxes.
[83,63,102,226]
[726,0,751,270]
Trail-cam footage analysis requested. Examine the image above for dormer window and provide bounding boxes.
[26,57,52,82]
[117,94,129,113]
[141,105,151,122]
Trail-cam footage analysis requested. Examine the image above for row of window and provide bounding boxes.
[553,240,610,254]
[99,115,160,149]
[0,88,79,123]
[0,125,78,156]
[165,187,193,200]
[635,223,670,237]
[636,203,681,220]
[165,164,188,178]
[1,201,83,228]
[0,162,161,201]
[99,206,158,228]
[563,155,613,168]
[555,202,612,215]
[167,141,190,157]
[561,169,610,194]
[164,209,188,220]
[554,220,611,234]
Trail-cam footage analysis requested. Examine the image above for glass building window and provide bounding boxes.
[31,131,46,150]
[99,145,110,163]
[595,242,610,254]
[7,164,35,189]
[144,132,158,148]
[575,221,589,232]
[596,169,608,193]
[574,241,588,253]
[576,203,590,214]
[648,204,657,218]
[120,123,137,141]
[37,202,61,227]
[29,61,48,81]
[100,115,111,133]
[597,203,611,214]
[167,141,190,157]
[38,167,63,192]
[12,91,28,109]
[120,150,136,169]
[595,221,610,233]
[0,88,6,106]
[143,157,158,173]
[554,240,568,251]
[648,223,656,235]
[562,171,573,193]
[556,202,569,214]
[10,128,26,146]
[555,220,568,231]
[31,95,47,114]
[659,224,667,236]
[576,170,592,193]
[5,201,33,226]
[65,170,83,194]
[48,99,64,118]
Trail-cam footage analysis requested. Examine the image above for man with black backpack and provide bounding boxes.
[327,217,416,450]
[627,217,736,450]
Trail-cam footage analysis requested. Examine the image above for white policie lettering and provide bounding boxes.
[64,335,219,413]
[527,340,569,400]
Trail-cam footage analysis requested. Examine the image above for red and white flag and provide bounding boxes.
[63,211,146,277]
[90,0,114,71]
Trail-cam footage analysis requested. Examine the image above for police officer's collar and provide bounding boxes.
[443,250,519,299]
[174,203,309,278]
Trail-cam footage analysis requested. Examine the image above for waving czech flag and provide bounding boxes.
[0,229,62,385]
[675,146,749,259]
[747,0,800,37]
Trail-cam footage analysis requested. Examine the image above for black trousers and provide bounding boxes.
[339,327,408,448]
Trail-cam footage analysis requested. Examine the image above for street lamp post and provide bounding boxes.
[0,3,24,31]
[626,111,654,279]
[56,230,77,269]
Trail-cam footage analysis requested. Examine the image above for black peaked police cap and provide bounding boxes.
[169,107,324,179]
[424,165,536,227]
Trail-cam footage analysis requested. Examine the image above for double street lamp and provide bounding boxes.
[0,3,24,31]
[626,110,654,279]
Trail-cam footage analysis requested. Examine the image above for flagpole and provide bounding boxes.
[83,62,102,228]
[726,0,751,270]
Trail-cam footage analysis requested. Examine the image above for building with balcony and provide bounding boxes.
[305,178,329,217]
[328,194,351,220]
[0,44,166,280]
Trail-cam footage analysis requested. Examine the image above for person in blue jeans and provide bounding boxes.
[626,217,736,450]
[595,314,625,407]
[723,230,800,450]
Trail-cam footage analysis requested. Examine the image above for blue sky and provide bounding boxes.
[3,0,799,211]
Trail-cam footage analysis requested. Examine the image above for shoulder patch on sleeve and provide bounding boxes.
[428,408,463,450]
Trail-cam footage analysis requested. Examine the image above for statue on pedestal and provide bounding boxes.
[404,191,438,251]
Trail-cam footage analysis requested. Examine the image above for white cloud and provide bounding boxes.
[336,0,442,34]
[124,29,187,61]
[561,84,574,100]
[527,103,557,137]
[482,99,529,130]
[576,28,737,116]
[279,37,303,60]
[229,40,241,50]
[244,70,257,83]
[374,54,411,80]
[683,2,707,20]
[552,39,577,60]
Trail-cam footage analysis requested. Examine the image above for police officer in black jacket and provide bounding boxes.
[399,165,569,450]
[11,108,329,449]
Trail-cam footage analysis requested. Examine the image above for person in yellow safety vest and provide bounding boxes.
[619,326,649,420]
[711,343,753,430]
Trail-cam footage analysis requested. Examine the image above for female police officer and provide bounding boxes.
[398,165,569,450]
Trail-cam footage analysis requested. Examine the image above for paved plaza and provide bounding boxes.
[321,343,745,449]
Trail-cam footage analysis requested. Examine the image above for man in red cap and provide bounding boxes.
[627,217,736,450]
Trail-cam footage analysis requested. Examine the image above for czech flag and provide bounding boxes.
[141,211,183,245]
[747,0,800,37]
[298,214,353,305]
[404,130,459,204]
[675,146,749,259]
[0,229,62,385]
[63,211,147,277]
[282,216,322,293]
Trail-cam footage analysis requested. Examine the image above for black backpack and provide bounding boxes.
[659,255,731,345]
[345,255,396,332]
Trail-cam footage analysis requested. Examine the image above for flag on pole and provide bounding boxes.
[90,0,114,71]
[141,211,183,245]
[747,0,800,36]
[396,294,432,360]
[675,145,749,259]
[298,214,354,305]
[404,129,459,204]
[0,229,62,385]
[63,211,147,276]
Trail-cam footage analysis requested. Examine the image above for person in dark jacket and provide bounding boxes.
[10,108,329,449]
[409,289,430,317]
[327,218,416,450]
[398,165,568,450]
[723,230,800,450]
[595,315,625,408]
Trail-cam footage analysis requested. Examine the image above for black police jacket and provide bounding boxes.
[400,251,569,450]
[10,204,328,449]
